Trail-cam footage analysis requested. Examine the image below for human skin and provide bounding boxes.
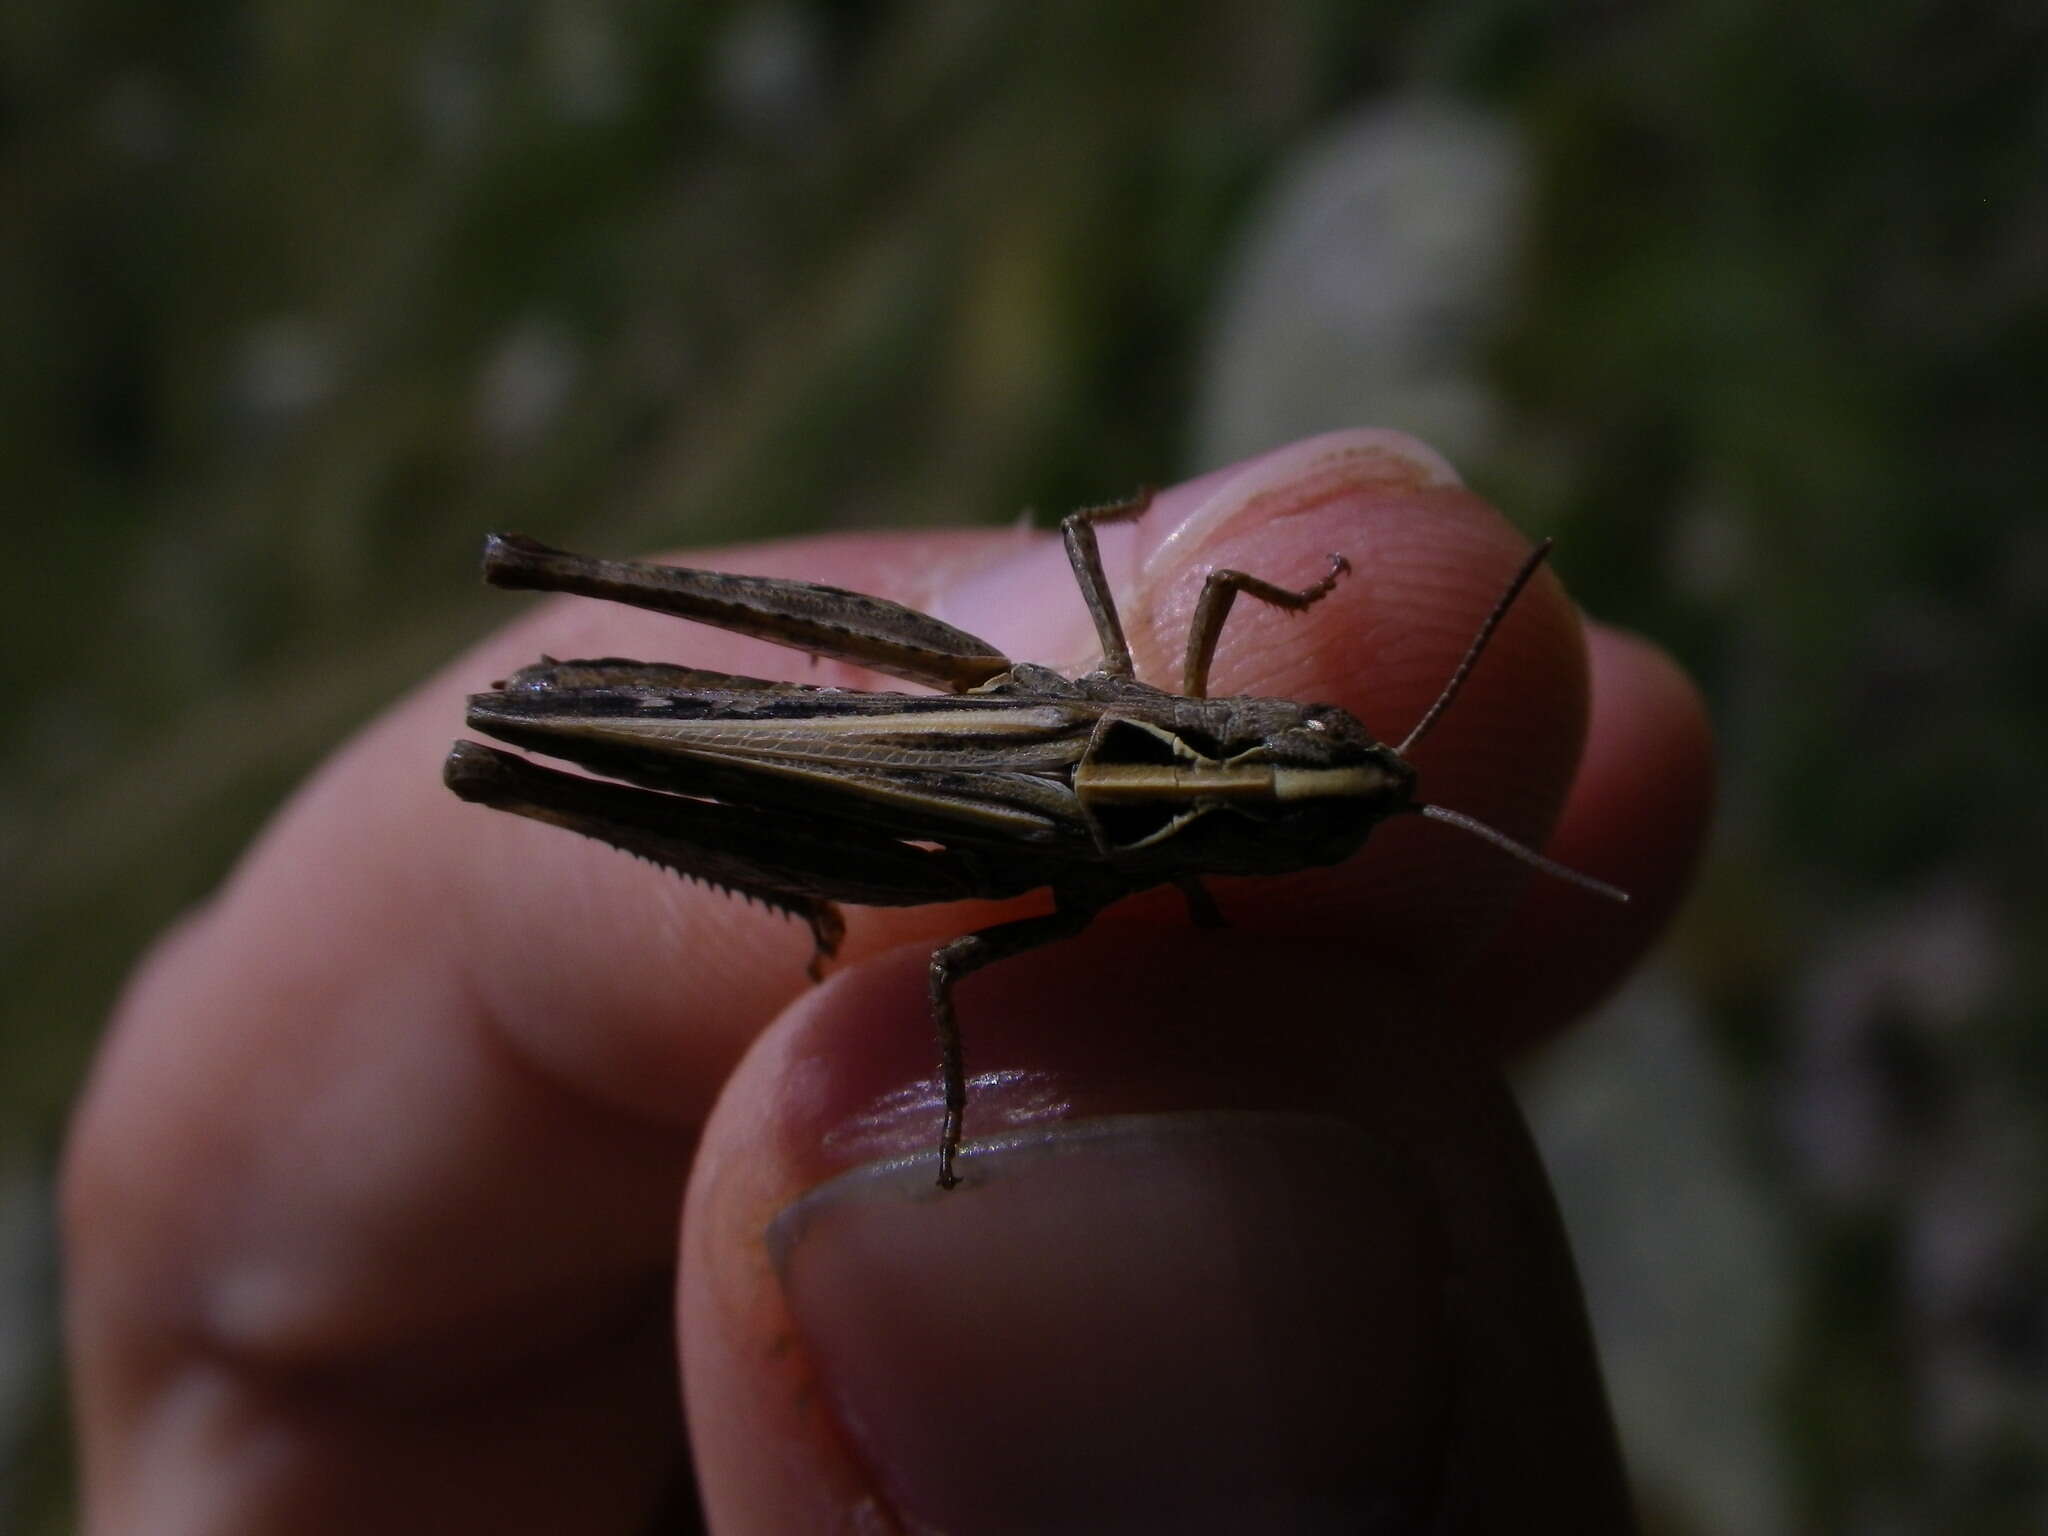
[64,430,1714,1533]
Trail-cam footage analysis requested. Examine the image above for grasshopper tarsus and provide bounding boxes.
[804,903,846,982]
[452,508,1629,1192]
[1176,876,1227,929]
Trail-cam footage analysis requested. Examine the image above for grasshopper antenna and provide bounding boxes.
[1415,803,1629,902]
[1396,538,1554,758]
[1396,539,1626,902]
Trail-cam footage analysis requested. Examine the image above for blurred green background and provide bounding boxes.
[5,2,2043,1530]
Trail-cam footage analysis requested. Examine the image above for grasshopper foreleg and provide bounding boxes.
[927,896,1107,1188]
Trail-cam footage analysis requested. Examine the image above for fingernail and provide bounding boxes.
[769,1112,1451,1533]
[1149,427,1464,578]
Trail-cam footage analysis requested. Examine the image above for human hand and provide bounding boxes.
[66,430,1713,1532]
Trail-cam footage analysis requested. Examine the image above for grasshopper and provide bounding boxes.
[443,492,1626,1187]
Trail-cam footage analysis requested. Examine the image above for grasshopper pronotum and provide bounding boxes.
[444,492,1625,1186]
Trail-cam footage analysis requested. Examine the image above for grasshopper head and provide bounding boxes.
[1246,703,1419,858]
[1259,702,1629,902]
[1254,704,1419,821]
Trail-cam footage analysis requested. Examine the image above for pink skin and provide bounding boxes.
[65,431,1713,1532]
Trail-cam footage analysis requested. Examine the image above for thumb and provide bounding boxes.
[679,936,1636,1533]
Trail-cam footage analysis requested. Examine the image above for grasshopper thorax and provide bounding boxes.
[1071,700,1416,873]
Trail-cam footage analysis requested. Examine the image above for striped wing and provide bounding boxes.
[465,663,1102,847]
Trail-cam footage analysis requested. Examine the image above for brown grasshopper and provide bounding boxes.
[443,492,1625,1187]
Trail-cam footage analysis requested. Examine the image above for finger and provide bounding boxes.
[1451,625,1716,1055]
[683,938,1636,1533]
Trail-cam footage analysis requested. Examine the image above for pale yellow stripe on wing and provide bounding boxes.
[1074,762,1396,803]
[532,711,1077,836]
[675,750,1077,837]
[545,704,1089,772]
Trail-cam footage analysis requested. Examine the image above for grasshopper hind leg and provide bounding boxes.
[803,901,845,982]
[1175,876,1226,928]
[927,897,1104,1188]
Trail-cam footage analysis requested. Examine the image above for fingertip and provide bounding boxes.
[1136,432,1597,959]
[1458,623,1716,1053]
[1553,622,1715,957]
[684,935,1637,1533]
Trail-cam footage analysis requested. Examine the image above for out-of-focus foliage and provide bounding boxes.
[5,1,2042,1531]
[1495,14,2047,1533]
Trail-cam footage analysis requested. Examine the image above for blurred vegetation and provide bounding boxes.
[5,1,2043,1530]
